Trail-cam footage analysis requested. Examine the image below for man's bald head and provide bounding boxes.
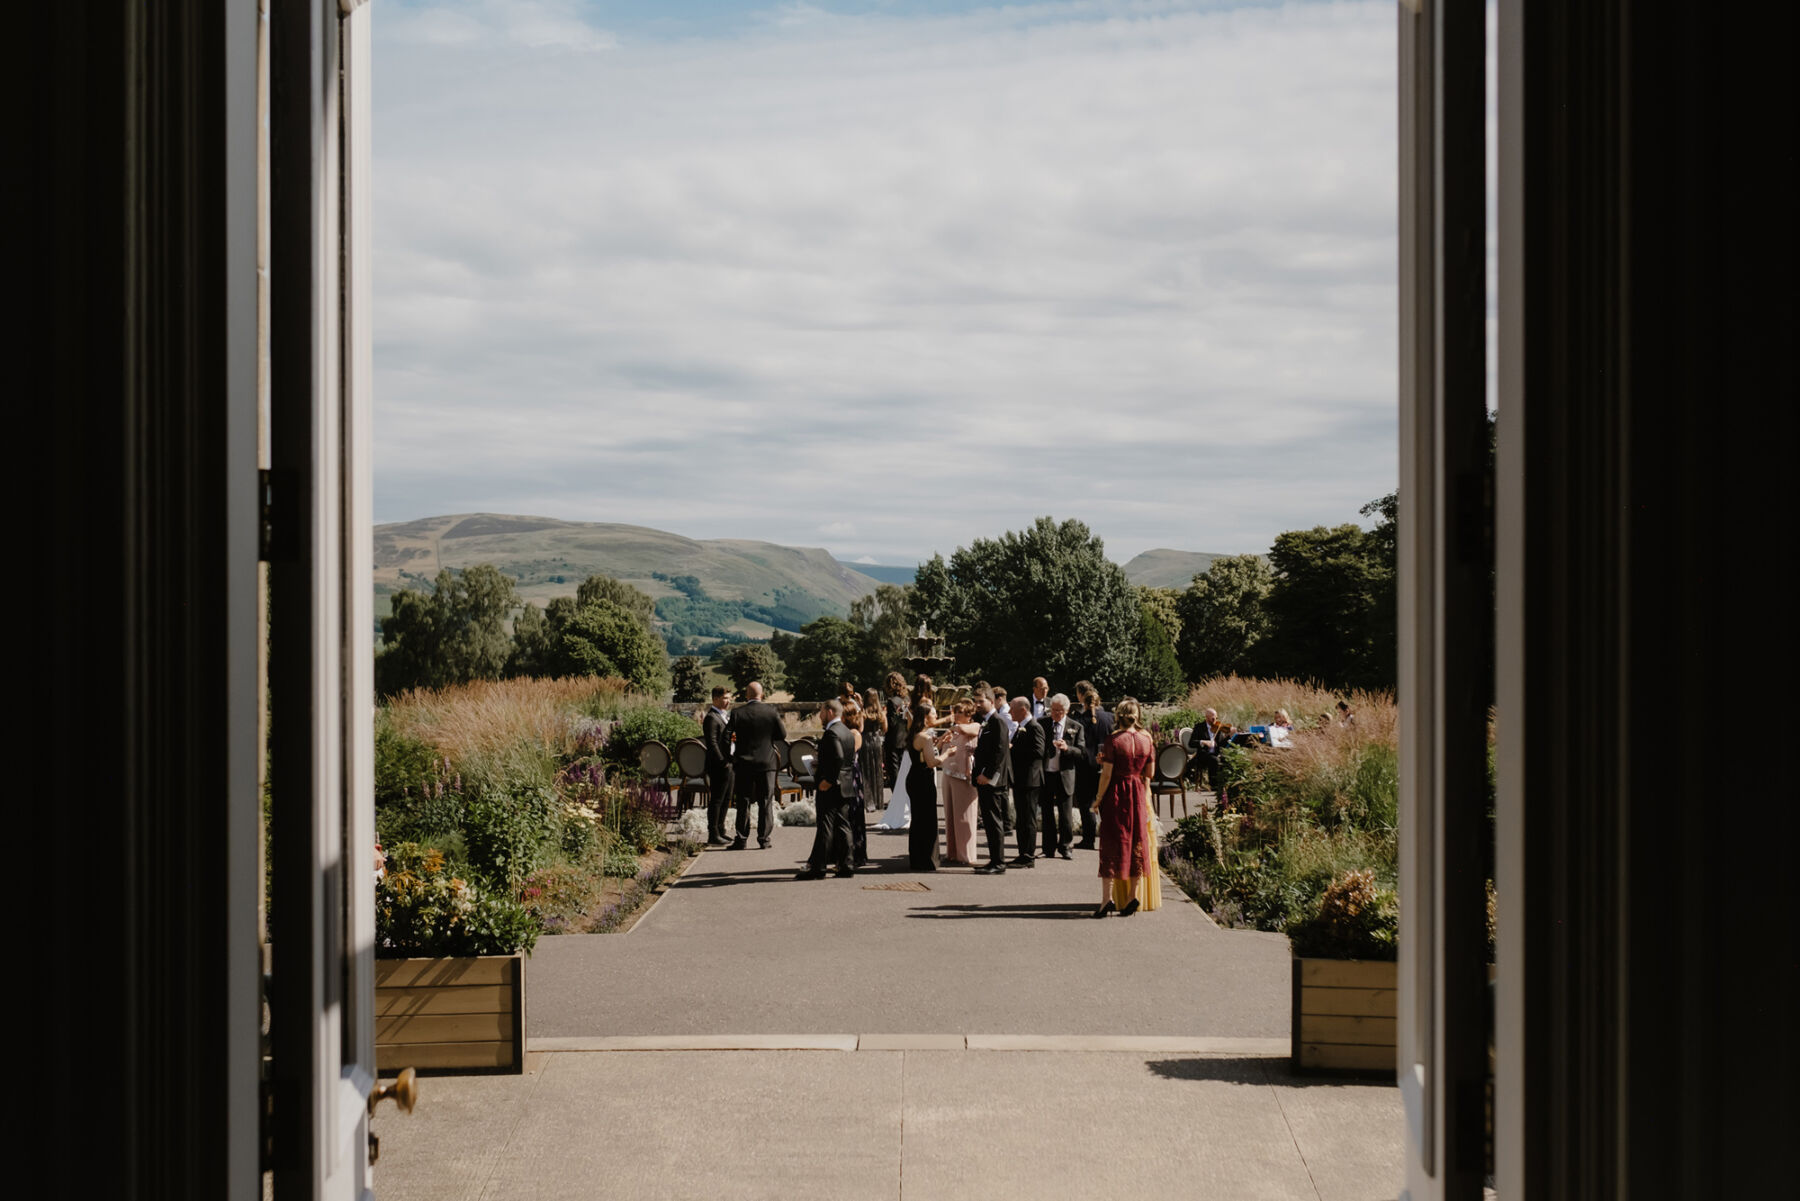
[747,681,765,700]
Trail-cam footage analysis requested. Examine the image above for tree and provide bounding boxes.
[1258,524,1392,691]
[670,655,707,703]
[575,574,658,633]
[1175,555,1275,680]
[534,596,668,692]
[785,615,864,699]
[848,582,913,685]
[923,517,1142,696]
[720,642,782,693]
[504,602,553,678]
[1120,604,1184,702]
[1138,586,1183,647]
[375,564,518,696]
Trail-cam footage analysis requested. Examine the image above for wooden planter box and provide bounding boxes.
[374,954,525,1075]
[1291,956,1397,1074]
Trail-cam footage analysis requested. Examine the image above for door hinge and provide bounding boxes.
[259,468,299,563]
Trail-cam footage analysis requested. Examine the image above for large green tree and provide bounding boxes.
[503,574,669,693]
[670,655,707,703]
[1120,604,1184,702]
[914,517,1142,696]
[1175,554,1275,680]
[784,615,864,699]
[1258,524,1393,691]
[720,642,782,693]
[848,582,913,686]
[376,564,518,696]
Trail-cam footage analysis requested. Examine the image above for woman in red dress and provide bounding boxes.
[1093,697,1156,917]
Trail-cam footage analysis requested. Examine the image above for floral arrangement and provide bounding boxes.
[1285,868,1398,961]
[377,842,539,958]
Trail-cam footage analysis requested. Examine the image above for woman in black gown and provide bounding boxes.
[907,700,950,871]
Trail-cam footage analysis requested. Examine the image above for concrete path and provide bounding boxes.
[372,817,1403,1199]
[529,820,1293,1037]
[371,1048,1402,1201]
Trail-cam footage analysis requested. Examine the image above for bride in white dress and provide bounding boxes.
[874,674,936,829]
[875,745,914,829]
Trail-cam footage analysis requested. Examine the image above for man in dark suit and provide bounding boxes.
[1038,693,1085,860]
[1187,706,1225,797]
[702,686,735,847]
[796,699,856,879]
[1071,681,1113,849]
[1007,696,1046,867]
[1029,677,1050,720]
[728,680,785,849]
[971,690,1013,874]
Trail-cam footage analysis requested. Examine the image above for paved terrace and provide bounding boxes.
[372,820,1403,1200]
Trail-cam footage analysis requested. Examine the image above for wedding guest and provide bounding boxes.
[994,686,1018,833]
[906,700,951,872]
[1030,677,1050,719]
[1071,682,1113,849]
[860,687,886,813]
[728,681,784,850]
[881,671,909,787]
[838,680,859,708]
[843,699,871,868]
[1038,693,1085,860]
[795,699,856,880]
[971,690,1013,874]
[1007,697,1046,867]
[703,685,735,847]
[1093,698,1159,917]
[1186,707,1226,795]
[941,699,982,865]
[1337,699,1357,727]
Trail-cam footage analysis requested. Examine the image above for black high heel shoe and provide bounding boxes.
[1092,899,1117,918]
[1119,897,1141,917]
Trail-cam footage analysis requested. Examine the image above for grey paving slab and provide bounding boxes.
[1263,1068,1405,1201]
[374,1050,902,1201]
[371,1050,1403,1201]
[528,820,1292,1037]
[901,1051,1324,1201]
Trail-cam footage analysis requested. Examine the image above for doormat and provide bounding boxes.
[863,881,932,892]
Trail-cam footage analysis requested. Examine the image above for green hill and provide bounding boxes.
[374,514,884,638]
[1120,548,1228,590]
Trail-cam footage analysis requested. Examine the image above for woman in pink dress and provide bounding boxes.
[1093,697,1156,917]
[940,699,982,865]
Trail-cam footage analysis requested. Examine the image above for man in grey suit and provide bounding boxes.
[1007,696,1047,867]
[797,699,857,879]
[1038,693,1085,860]
[971,691,1013,874]
[728,681,785,850]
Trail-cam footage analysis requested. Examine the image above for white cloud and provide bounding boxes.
[373,0,1398,563]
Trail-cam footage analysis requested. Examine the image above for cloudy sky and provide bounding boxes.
[373,0,1399,566]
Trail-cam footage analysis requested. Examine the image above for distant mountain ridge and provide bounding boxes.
[374,514,883,637]
[374,514,1231,633]
[1119,548,1227,590]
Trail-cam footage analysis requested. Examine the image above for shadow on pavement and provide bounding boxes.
[1146,1056,1398,1088]
[904,902,1096,920]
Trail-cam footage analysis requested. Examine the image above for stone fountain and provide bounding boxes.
[900,625,963,709]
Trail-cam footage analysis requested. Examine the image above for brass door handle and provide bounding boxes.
[368,1067,419,1117]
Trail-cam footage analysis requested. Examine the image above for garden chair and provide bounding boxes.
[637,739,677,804]
[786,736,818,802]
[1149,741,1190,820]
[771,739,803,807]
[673,737,710,810]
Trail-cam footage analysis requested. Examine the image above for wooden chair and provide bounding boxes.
[786,736,818,801]
[673,738,709,810]
[637,739,677,805]
[1150,742,1190,819]
[771,739,803,807]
